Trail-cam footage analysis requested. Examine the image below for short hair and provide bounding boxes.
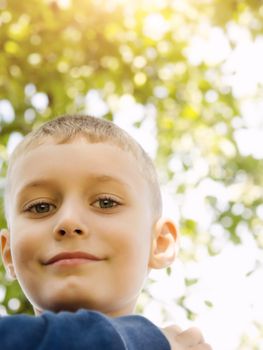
[4,115,162,225]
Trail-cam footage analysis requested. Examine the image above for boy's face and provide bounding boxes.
[3,138,157,316]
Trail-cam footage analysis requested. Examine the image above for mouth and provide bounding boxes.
[43,251,103,266]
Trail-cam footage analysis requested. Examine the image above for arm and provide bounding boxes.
[0,309,170,350]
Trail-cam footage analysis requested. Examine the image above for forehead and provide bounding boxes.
[9,141,147,198]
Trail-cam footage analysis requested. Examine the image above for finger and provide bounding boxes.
[161,324,184,349]
[168,324,183,335]
[162,324,183,337]
[175,327,205,346]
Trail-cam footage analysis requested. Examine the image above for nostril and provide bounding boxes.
[55,227,83,236]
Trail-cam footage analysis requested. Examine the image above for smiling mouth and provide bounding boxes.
[44,251,103,266]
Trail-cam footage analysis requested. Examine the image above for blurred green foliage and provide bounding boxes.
[0,0,263,347]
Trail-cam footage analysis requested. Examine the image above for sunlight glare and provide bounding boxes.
[57,0,71,9]
[143,13,169,41]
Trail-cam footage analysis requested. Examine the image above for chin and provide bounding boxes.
[37,296,107,314]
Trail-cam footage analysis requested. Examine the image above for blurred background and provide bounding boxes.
[0,0,263,349]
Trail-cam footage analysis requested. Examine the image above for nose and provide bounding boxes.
[52,201,88,239]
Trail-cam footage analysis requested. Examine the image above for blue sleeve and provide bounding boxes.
[0,309,171,350]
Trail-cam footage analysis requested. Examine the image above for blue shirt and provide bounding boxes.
[0,309,170,349]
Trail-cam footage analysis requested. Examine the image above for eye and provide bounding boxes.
[25,202,56,214]
[92,196,120,209]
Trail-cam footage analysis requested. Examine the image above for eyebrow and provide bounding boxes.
[16,175,131,198]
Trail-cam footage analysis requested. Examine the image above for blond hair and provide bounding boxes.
[4,115,162,224]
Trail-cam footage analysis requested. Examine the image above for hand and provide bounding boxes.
[161,325,212,350]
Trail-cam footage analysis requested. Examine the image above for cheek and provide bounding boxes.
[10,228,46,305]
[97,215,152,275]
[10,226,40,271]
[95,212,150,251]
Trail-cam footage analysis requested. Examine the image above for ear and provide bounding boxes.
[148,218,178,269]
[0,229,16,279]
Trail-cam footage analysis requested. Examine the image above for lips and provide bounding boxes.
[44,251,102,265]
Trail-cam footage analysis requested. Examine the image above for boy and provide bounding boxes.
[0,115,211,349]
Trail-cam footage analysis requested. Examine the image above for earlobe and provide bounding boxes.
[0,229,16,279]
[148,218,178,269]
